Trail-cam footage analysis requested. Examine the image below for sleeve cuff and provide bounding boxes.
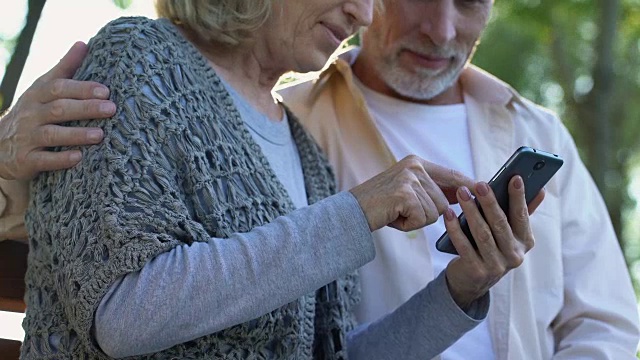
[435,270,490,322]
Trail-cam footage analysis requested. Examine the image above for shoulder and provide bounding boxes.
[276,60,358,132]
[512,94,560,127]
[276,47,356,105]
[74,17,188,83]
[71,18,215,153]
[86,16,176,51]
[510,91,573,154]
[464,66,565,135]
[276,74,321,121]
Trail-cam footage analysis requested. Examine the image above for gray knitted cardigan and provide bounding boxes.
[24,17,359,359]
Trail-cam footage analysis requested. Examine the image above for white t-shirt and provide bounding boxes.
[356,79,496,360]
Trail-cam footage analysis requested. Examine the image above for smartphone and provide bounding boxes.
[435,146,564,255]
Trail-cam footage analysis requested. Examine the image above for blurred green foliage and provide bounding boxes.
[113,0,134,10]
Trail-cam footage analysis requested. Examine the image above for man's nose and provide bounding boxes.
[419,0,457,46]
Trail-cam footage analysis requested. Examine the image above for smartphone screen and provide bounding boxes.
[435,146,564,255]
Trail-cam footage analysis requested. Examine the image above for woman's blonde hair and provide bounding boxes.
[155,0,273,46]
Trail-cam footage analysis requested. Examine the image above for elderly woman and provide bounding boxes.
[6,0,538,359]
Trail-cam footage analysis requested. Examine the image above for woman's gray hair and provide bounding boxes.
[155,0,273,46]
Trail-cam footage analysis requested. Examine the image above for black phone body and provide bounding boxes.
[435,146,564,255]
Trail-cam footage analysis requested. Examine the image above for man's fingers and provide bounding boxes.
[39,79,111,104]
[35,41,111,103]
[527,188,546,215]
[27,150,83,174]
[474,181,517,256]
[37,42,89,84]
[36,125,104,148]
[457,186,499,262]
[508,176,535,251]
[444,208,477,260]
[40,98,115,124]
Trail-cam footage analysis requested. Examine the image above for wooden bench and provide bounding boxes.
[0,240,28,359]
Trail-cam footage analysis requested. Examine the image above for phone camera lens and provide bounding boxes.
[533,161,546,171]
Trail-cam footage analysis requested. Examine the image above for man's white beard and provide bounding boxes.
[372,41,474,101]
[377,60,464,100]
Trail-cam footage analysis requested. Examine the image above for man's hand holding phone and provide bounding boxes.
[435,146,561,310]
[442,176,536,310]
[436,147,563,254]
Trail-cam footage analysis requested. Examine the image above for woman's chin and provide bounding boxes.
[293,52,333,74]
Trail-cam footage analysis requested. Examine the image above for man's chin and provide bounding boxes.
[383,73,450,101]
[393,89,444,102]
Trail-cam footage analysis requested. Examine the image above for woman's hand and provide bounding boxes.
[349,155,477,232]
[0,41,116,180]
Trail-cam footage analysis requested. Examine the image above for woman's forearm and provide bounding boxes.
[346,270,489,360]
[94,191,374,358]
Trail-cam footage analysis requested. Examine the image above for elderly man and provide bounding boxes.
[277,0,640,358]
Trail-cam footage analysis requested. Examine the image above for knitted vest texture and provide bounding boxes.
[23,17,359,359]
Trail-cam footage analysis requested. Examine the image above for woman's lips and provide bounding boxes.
[322,22,350,46]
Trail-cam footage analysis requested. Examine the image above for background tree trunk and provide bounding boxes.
[583,0,623,242]
[0,0,47,112]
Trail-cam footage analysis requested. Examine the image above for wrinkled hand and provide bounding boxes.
[349,155,477,232]
[444,176,537,310]
[0,41,116,180]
